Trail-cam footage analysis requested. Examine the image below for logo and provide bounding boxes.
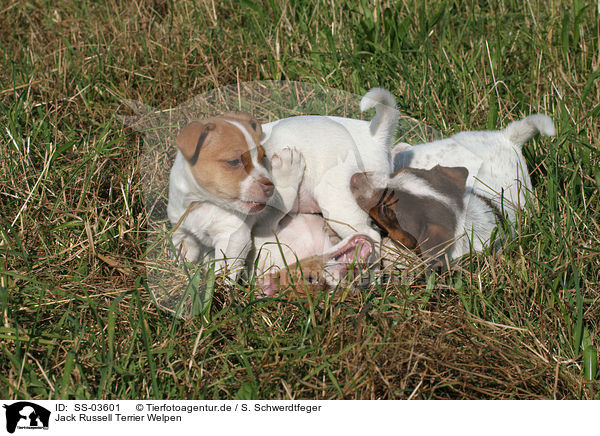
[3,402,50,434]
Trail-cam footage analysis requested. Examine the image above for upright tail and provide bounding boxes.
[360,88,399,147]
[504,114,556,147]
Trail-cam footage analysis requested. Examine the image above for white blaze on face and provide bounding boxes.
[224,119,271,201]
[364,172,390,190]
[353,171,389,199]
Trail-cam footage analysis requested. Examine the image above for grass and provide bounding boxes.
[0,0,599,399]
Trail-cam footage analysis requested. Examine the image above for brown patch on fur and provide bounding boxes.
[366,188,419,250]
[259,254,330,300]
[419,222,455,257]
[280,255,330,294]
[222,112,262,136]
[175,121,215,164]
[354,166,469,262]
[397,165,468,210]
[175,114,272,205]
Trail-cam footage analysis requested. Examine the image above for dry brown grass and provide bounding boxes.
[0,0,598,399]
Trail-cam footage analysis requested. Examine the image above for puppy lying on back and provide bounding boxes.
[252,148,375,296]
[255,214,375,296]
[245,88,397,294]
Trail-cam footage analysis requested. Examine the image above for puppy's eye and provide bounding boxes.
[307,274,319,285]
[385,205,397,221]
[379,203,390,219]
[226,158,242,168]
[380,202,397,222]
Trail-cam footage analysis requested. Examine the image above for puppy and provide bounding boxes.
[255,214,375,296]
[350,165,497,263]
[392,114,555,223]
[351,114,556,263]
[259,88,399,244]
[252,148,375,296]
[167,113,275,278]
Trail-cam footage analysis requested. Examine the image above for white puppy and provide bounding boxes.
[351,114,556,263]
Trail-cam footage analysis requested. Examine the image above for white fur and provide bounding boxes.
[358,170,498,260]
[254,213,335,276]
[260,87,399,243]
[252,148,372,290]
[253,147,326,276]
[388,171,455,210]
[450,188,498,259]
[168,88,398,281]
[393,114,555,223]
[167,152,258,277]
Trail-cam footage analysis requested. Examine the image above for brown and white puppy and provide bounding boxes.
[350,165,499,264]
[167,113,276,278]
[391,114,555,224]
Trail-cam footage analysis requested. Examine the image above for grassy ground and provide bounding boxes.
[1,0,599,399]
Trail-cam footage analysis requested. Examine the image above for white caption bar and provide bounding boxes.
[0,400,595,435]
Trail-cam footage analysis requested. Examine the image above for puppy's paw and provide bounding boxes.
[271,147,306,188]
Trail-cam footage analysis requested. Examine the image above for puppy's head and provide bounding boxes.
[257,234,374,298]
[350,166,468,262]
[176,113,274,214]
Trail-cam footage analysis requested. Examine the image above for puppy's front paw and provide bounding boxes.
[271,147,306,189]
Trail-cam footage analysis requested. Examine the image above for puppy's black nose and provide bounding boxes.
[350,172,367,193]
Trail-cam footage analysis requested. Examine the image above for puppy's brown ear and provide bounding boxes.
[388,228,419,250]
[432,166,468,196]
[175,121,215,165]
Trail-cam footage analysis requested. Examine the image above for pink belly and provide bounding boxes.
[276,214,333,259]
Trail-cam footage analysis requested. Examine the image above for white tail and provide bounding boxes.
[360,88,399,147]
[504,114,556,147]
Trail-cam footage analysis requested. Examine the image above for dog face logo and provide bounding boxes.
[2,402,50,434]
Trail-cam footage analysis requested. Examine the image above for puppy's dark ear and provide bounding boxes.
[388,227,419,250]
[176,121,215,165]
[432,166,468,196]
